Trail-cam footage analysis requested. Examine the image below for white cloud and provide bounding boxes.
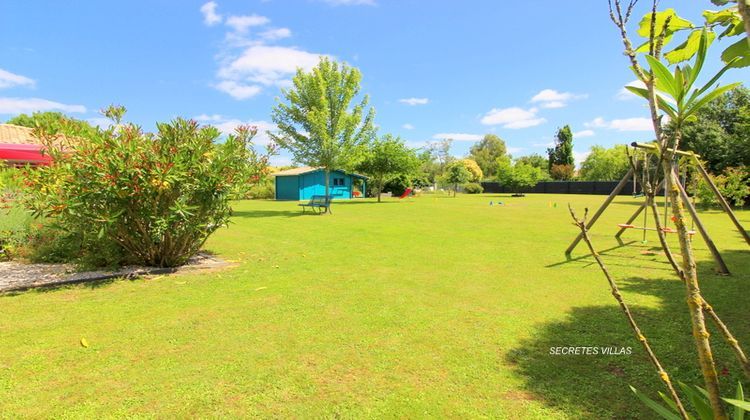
[585,116,653,131]
[402,123,415,130]
[322,0,376,5]
[270,155,293,167]
[573,129,595,138]
[539,101,566,109]
[214,80,263,100]
[216,45,325,98]
[193,113,224,121]
[87,117,115,128]
[507,147,524,155]
[399,97,429,106]
[530,89,587,109]
[0,69,35,89]
[225,14,270,33]
[0,97,86,114]
[200,1,222,26]
[480,107,546,129]
[573,150,591,167]
[432,132,483,141]
[203,6,328,100]
[260,27,291,41]
[403,140,429,149]
[195,114,275,145]
[615,80,647,100]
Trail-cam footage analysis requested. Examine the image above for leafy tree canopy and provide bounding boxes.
[547,125,574,175]
[578,144,631,181]
[356,134,419,202]
[468,134,507,178]
[515,153,549,171]
[270,57,375,208]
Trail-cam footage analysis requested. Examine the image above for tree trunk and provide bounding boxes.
[662,158,725,419]
[324,168,331,214]
[737,0,750,44]
[377,178,382,202]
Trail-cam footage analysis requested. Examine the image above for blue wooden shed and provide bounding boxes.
[272,166,367,201]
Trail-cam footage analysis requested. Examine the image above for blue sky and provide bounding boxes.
[1,0,748,166]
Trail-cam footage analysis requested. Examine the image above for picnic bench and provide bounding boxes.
[299,195,332,214]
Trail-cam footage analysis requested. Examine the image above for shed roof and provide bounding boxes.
[272,166,367,179]
[0,123,72,147]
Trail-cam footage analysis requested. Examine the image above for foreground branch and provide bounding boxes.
[568,205,689,419]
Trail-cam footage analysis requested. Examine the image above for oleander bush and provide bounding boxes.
[463,182,484,194]
[22,106,274,267]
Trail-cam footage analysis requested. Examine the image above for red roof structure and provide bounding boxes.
[0,124,56,166]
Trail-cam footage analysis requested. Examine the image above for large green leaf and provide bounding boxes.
[630,386,682,420]
[724,399,750,412]
[721,36,750,68]
[637,9,693,38]
[687,82,742,117]
[732,382,746,420]
[646,55,679,98]
[691,57,741,101]
[678,382,713,420]
[623,86,677,119]
[665,30,715,65]
[703,8,738,24]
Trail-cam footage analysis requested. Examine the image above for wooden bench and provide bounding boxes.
[299,195,332,214]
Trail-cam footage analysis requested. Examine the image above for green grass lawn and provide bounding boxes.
[1,193,749,418]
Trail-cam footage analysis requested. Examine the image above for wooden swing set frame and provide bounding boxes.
[565,142,750,275]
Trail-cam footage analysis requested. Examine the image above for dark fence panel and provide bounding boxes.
[480,180,653,195]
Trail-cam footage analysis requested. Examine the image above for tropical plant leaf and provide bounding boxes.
[690,57,741,103]
[630,386,682,420]
[724,398,750,412]
[637,9,694,38]
[686,83,742,118]
[645,55,678,98]
[679,382,713,420]
[665,30,715,65]
[721,37,750,68]
[703,8,738,24]
[732,382,746,420]
[625,86,678,119]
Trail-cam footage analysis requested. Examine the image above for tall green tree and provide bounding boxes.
[515,153,548,171]
[356,134,419,202]
[498,162,546,196]
[443,161,472,197]
[469,134,507,178]
[547,125,574,178]
[270,58,375,213]
[578,145,631,181]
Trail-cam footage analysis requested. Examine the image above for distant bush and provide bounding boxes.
[0,167,32,261]
[550,163,575,180]
[246,179,275,199]
[383,174,410,196]
[463,183,484,194]
[692,166,749,208]
[23,106,274,267]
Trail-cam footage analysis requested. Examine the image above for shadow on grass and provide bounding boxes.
[0,276,130,298]
[332,200,399,205]
[507,249,750,418]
